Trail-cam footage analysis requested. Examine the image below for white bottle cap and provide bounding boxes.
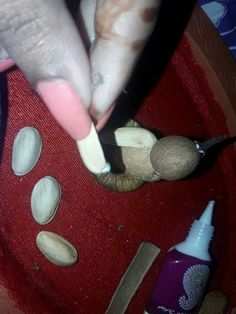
[175,201,215,261]
[199,200,215,224]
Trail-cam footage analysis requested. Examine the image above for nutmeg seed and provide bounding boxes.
[150,136,200,180]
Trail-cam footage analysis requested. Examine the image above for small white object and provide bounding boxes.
[36,231,78,266]
[12,126,42,176]
[31,176,61,225]
[101,162,111,173]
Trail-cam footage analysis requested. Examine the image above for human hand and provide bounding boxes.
[0,0,160,173]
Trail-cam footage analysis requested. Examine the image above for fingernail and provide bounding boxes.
[76,124,110,174]
[37,80,91,140]
[0,59,15,72]
[37,80,109,174]
[93,104,115,131]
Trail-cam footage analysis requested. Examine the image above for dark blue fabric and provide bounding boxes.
[0,73,7,160]
[198,0,236,59]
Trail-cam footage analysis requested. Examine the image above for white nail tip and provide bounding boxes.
[76,123,108,174]
[31,176,61,225]
[36,231,78,266]
[12,126,42,176]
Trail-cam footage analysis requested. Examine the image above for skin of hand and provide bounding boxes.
[0,3,159,308]
[0,0,161,160]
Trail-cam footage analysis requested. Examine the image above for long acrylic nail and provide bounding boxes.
[76,124,110,174]
[37,80,91,140]
[37,80,110,174]
[0,59,15,72]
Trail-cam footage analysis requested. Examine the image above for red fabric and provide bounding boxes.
[1,37,236,313]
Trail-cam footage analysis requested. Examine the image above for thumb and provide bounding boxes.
[0,0,109,174]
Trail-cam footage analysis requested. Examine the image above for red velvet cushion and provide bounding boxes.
[0,37,236,313]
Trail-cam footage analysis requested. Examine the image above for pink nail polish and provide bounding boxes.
[93,104,115,131]
[37,80,91,140]
[0,59,15,72]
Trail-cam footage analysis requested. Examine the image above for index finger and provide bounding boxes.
[90,0,161,121]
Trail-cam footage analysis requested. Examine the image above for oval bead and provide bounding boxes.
[36,231,78,266]
[31,176,61,225]
[12,126,42,176]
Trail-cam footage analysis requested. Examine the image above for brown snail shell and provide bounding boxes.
[121,147,159,181]
[96,172,144,192]
[95,145,160,192]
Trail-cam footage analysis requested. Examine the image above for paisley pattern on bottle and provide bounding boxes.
[179,264,210,310]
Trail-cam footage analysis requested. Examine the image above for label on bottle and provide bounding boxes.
[145,249,211,314]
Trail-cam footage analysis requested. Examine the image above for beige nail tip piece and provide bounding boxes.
[106,242,160,314]
[76,123,110,174]
[36,231,78,266]
[31,176,61,225]
[12,126,42,176]
[113,127,157,149]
